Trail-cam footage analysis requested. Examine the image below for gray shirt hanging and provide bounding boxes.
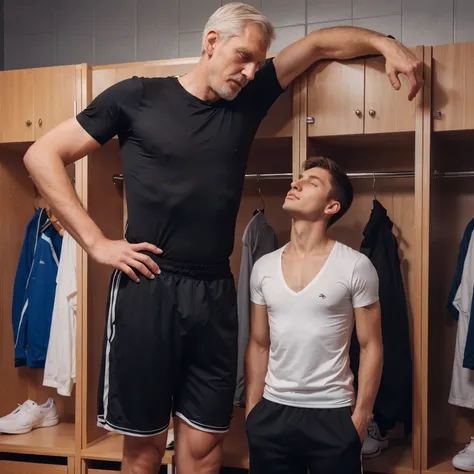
[234,211,278,407]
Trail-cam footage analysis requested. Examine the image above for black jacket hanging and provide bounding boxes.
[349,199,412,435]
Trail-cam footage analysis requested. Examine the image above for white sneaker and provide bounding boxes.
[362,419,388,458]
[0,399,59,435]
[453,438,474,471]
[166,428,174,450]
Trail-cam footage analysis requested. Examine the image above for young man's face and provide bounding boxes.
[205,23,268,100]
[282,167,341,222]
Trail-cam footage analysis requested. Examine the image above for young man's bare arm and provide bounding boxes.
[24,118,161,282]
[352,300,383,439]
[245,302,270,418]
[273,26,423,99]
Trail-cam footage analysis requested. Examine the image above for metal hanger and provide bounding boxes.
[253,173,265,215]
[372,172,377,200]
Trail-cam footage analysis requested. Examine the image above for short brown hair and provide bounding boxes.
[302,156,353,227]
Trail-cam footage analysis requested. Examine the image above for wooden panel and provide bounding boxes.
[0,144,36,418]
[0,460,68,474]
[255,86,293,139]
[426,132,474,470]
[34,66,77,138]
[88,470,119,474]
[85,142,124,445]
[0,423,75,456]
[293,74,307,178]
[0,143,76,431]
[432,43,474,132]
[0,70,35,143]
[412,43,426,474]
[307,60,365,136]
[421,46,433,472]
[82,434,173,464]
[230,139,293,283]
[74,63,89,474]
[364,47,421,134]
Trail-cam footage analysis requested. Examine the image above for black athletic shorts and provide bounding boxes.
[97,256,238,437]
[246,398,362,474]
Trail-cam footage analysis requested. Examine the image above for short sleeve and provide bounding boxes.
[351,255,379,308]
[76,76,143,145]
[240,58,285,118]
[250,260,266,305]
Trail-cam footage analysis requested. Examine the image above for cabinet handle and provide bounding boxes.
[38,118,43,127]
[369,109,376,117]
[433,111,442,120]
[355,110,362,118]
[25,120,32,127]
[306,117,315,124]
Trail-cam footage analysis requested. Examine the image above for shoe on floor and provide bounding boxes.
[453,438,474,471]
[166,428,174,450]
[362,419,389,458]
[0,398,59,435]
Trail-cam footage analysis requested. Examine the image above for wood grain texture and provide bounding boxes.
[0,461,68,474]
[364,47,419,134]
[432,43,474,132]
[0,69,35,143]
[307,60,365,136]
[0,423,75,456]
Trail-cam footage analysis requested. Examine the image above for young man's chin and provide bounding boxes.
[282,199,298,214]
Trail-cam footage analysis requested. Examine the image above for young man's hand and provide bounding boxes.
[245,399,261,420]
[351,410,371,441]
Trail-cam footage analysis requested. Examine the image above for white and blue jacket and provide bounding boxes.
[12,208,63,368]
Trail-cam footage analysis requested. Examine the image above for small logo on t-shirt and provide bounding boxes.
[319,293,326,299]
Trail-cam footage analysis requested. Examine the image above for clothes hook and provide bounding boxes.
[372,172,377,199]
[257,174,265,210]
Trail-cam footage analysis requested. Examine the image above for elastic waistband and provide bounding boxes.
[152,255,232,280]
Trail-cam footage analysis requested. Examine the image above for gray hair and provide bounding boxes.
[202,2,275,52]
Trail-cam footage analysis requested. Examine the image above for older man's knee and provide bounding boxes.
[122,434,166,473]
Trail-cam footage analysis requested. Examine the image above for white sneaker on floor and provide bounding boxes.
[0,399,59,435]
[362,419,389,458]
[453,438,474,471]
[166,428,174,449]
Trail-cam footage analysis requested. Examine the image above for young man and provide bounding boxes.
[245,157,383,473]
[24,3,418,473]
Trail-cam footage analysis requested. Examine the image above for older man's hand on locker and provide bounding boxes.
[383,39,424,101]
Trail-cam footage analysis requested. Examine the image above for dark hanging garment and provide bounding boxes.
[349,199,412,435]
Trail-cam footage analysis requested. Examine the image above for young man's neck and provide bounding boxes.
[178,58,219,102]
[287,219,334,256]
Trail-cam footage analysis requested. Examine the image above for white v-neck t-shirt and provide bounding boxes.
[250,241,379,408]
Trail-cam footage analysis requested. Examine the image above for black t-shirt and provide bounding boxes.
[77,58,284,264]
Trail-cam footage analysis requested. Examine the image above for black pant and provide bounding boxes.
[246,399,362,474]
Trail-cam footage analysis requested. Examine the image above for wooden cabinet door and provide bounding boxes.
[0,69,35,143]
[307,60,365,136]
[34,65,77,138]
[432,43,474,132]
[364,47,420,134]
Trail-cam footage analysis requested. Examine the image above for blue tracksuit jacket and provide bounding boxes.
[12,208,63,368]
